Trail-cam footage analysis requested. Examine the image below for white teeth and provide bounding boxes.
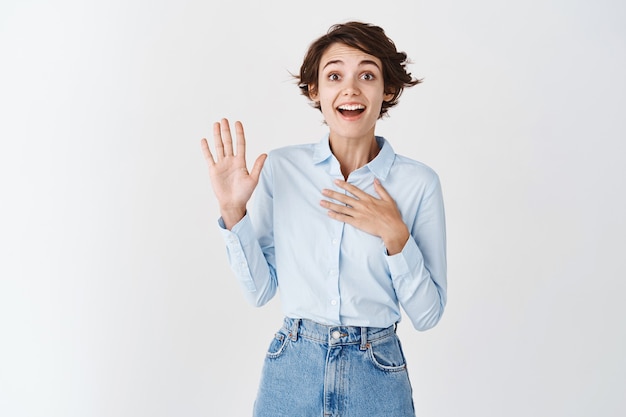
[338,104,365,111]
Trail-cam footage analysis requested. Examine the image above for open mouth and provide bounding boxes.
[337,104,365,117]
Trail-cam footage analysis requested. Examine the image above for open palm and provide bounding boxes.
[201,118,267,229]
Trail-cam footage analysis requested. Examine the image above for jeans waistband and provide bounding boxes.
[281,317,396,349]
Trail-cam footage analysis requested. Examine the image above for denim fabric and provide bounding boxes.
[253,317,415,417]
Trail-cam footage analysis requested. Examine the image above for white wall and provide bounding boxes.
[1,0,625,416]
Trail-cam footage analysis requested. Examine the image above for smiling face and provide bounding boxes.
[310,43,394,143]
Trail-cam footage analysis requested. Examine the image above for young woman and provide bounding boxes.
[201,21,447,417]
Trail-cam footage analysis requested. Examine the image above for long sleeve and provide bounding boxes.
[212,136,447,329]
[217,157,277,307]
[386,173,447,331]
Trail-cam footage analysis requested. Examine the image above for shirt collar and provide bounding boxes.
[368,136,395,180]
[312,135,395,180]
[312,134,333,164]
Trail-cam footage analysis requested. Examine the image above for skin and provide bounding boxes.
[201,42,409,255]
[310,43,393,176]
[201,120,266,230]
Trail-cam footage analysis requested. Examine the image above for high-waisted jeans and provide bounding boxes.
[253,317,416,417]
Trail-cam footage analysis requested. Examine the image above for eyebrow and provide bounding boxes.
[322,59,382,71]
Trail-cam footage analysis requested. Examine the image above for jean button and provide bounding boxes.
[331,330,341,340]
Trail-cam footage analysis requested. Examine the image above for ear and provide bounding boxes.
[308,84,319,101]
[383,91,395,102]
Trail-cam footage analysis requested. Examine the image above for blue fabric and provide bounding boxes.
[253,317,415,417]
[219,135,447,330]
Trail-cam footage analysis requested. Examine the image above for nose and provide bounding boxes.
[342,77,360,96]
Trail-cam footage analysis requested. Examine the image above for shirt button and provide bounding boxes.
[331,330,341,340]
[330,299,337,306]
[332,238,338,245]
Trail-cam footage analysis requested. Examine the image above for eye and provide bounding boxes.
[361,72,375,81]
[328,73,340,81]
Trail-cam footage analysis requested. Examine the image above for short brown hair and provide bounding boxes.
[297,21,421,118]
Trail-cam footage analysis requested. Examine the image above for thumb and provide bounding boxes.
[249,153,268,182]
[373,178,393,201]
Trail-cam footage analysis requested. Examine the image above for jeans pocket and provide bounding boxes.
[367,334,407,372]
[266,331,290,359]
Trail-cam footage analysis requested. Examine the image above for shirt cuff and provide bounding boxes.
[217,214,256,292]
[385,236,423,278]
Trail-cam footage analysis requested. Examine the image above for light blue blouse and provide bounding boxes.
[218,135,447,330]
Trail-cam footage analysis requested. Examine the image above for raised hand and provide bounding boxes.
[320,179,410,255]
[201,118,267,229]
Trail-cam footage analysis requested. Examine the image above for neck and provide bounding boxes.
[329,134,380,180]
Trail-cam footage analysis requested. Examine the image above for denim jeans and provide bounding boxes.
[253,317,415,417]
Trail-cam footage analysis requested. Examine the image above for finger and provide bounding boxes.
[373,178,393,201]
[235,121,246,159]
[212,121,225,160]
[326,208,355,224]
[321,189,358,206]
[327,210,348,220]
[320,199,354,216]
[249,153,268,182]
[220,118,234,157]
[200,138,215,167]
[334,179,370,200]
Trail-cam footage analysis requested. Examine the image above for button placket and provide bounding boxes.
[325,215,344,321]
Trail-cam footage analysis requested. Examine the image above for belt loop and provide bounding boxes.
[289,318,300,342]
[360,326,369,350]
